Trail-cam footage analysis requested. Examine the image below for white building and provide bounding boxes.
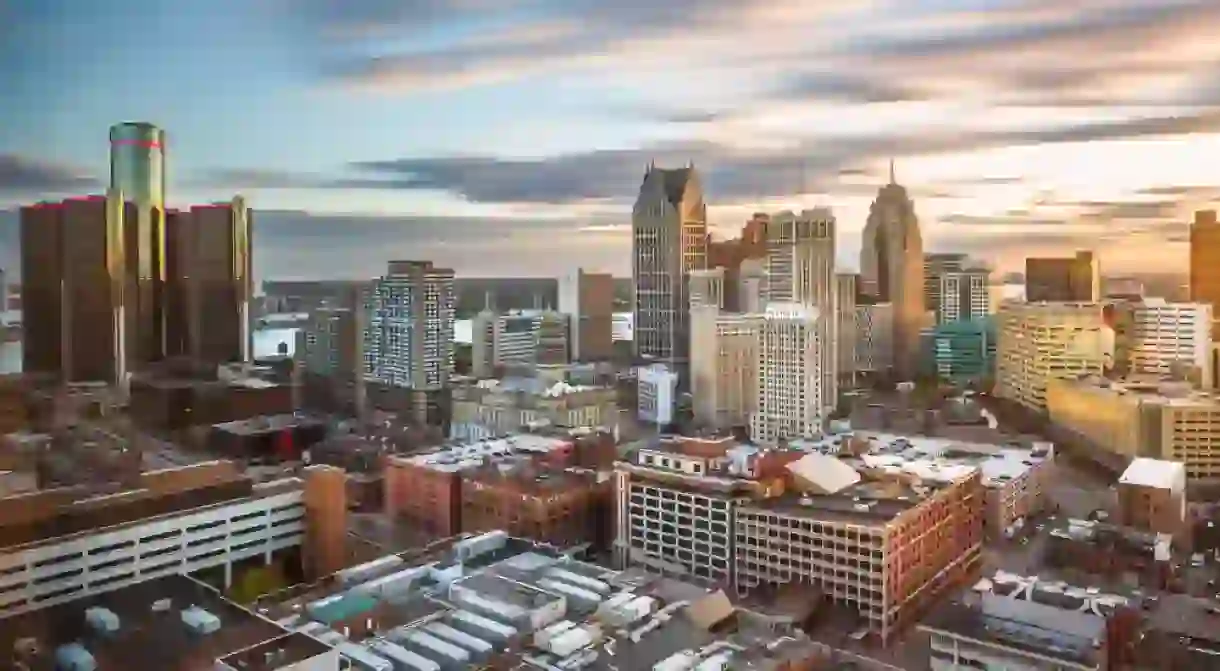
[364,260,455,390]
[0,476,306,618]
[737,258,766,314]
[1124,299,1212,386]
[688,268,725,310]
[637,363,678,427]
[855,303,894,374]
[751,304,825,444]
[764,209,838,407]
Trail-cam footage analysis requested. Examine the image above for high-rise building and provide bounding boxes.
[1025,250,1100,302]
[860,165,925,379]
[632,164,707,375]
[557,268,614,362]
[737,258,766,314]
[1190,210,1220,340]
[110,122,168,369]
[923,252,967,318]
[688,267,725,309]
[706,213,767,312]
[751,304,825,444]
[365,260,455,391]
[765,209,838,408]
[920,317,996,387]
[1113,299,1212,386]
[938,268,991,323]
[855,302,894,375]
[164,197,252,364]
[469,309,570,377]
[996,302,1109,412]
[836,272,858,385]
[20,196,125,383]
[689,307,758,430]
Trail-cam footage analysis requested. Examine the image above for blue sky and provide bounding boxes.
[3,0,1220,279]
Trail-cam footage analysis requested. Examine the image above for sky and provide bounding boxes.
[2,0,1220,281]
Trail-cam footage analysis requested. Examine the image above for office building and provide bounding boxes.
[1047,376,1220,484]
[470,309,570,378]
[923,252,967,318]
[689,308,758,430]
[1114,299,1212,386]
[1190,210,1220,340]
[751,304,825,444]
[557,268,614,362]
[855,302,894,375]
[449,376,618,441]
[364,260,455,391]
[737,258,766,314]
[860,164,926,379]
[636,363,678,427]
[707,214,767,312]
[20,196,124,384]
[836,272,858,384]
[920,317,997,386]
[632,164,707,373]
[614,432,984,641]
[1025,250,1100,302]
[110,122,168,369]
[164,197,252,365]
[688,267,725,309]
[765,209,838,404]
[937,268,991,323]
[996,302,1110,412]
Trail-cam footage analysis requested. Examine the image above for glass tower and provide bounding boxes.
[109,122,165,207]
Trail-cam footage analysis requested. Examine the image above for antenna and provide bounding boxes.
[889,158,896,184]
[483,290,492,311]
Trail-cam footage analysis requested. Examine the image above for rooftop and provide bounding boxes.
[0,574,298,671]
[392,433,573,473]
[1120,458,1186,490]
[1057,375,1220,407]
[212,414,327,436]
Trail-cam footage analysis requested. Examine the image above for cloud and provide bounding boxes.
[0,154,97,194]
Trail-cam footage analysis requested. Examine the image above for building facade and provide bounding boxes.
[855,302,894,375]
[688,267,725,310]
[996,302,1110,412]
[636,363,678,427]
[920,317,996,386]
[1190,210,1220,341]
[1116,299,1212,386]
[836,273,858,385]
[364,260,456,391]
[765,209,838,405]
[937,269,990,324]
[632,165,708,374]
[1025,250,1100,303]
[557,269,614,362]
[751,304,825,444]
[164,197,252,365]
[923,253,967,319]
[860,167,925,380]
[689,308,758,431]
[449,378,617,441]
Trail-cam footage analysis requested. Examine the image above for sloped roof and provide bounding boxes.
[786,453,861,495]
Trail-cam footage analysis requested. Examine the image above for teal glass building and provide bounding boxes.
[920,316,996,386]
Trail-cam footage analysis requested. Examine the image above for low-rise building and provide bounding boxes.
[1117,458,1187,538]
[449,376,617,442]
[1043,516,1175,591]
[1047,376,1220,484]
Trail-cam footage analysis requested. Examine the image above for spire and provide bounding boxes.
[888,158,896,185]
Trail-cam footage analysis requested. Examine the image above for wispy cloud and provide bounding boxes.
[0,154,97,195]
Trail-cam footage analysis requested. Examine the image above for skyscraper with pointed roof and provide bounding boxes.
[632,164,708,375]
[860,163,926,379]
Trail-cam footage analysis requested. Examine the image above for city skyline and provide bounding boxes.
[4,0,1220,279]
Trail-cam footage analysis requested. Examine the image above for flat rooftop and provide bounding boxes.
[393,433,573,473]
[0,574,294,671]
[1120,457,1185,490]
[213,414,326,436]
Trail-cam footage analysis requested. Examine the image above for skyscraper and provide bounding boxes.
[765,209,838,411]
[20,196,125,383]
[632,164,707,375]
[750,304,824,444]
[557,268,614,362]
[1190,210,1220,341]
[110,122,168,368]
[364,260,456,391]
[860,164,925,379]
[165,197,253,364]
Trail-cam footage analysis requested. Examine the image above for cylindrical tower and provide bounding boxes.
[109,122,165,208]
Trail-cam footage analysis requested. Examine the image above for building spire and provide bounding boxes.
[888,158,896,184]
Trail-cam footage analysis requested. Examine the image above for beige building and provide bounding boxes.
[689,267,726,309]
[689,307,758,430]
[765,209,838,405]
[737,258,766,314]
[449,377,617,441]
[1048,376,1220,483]
[751,304,826,444]
[837,273,858,385]
[1113,299,1212,386]
[995,302,1110,412]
